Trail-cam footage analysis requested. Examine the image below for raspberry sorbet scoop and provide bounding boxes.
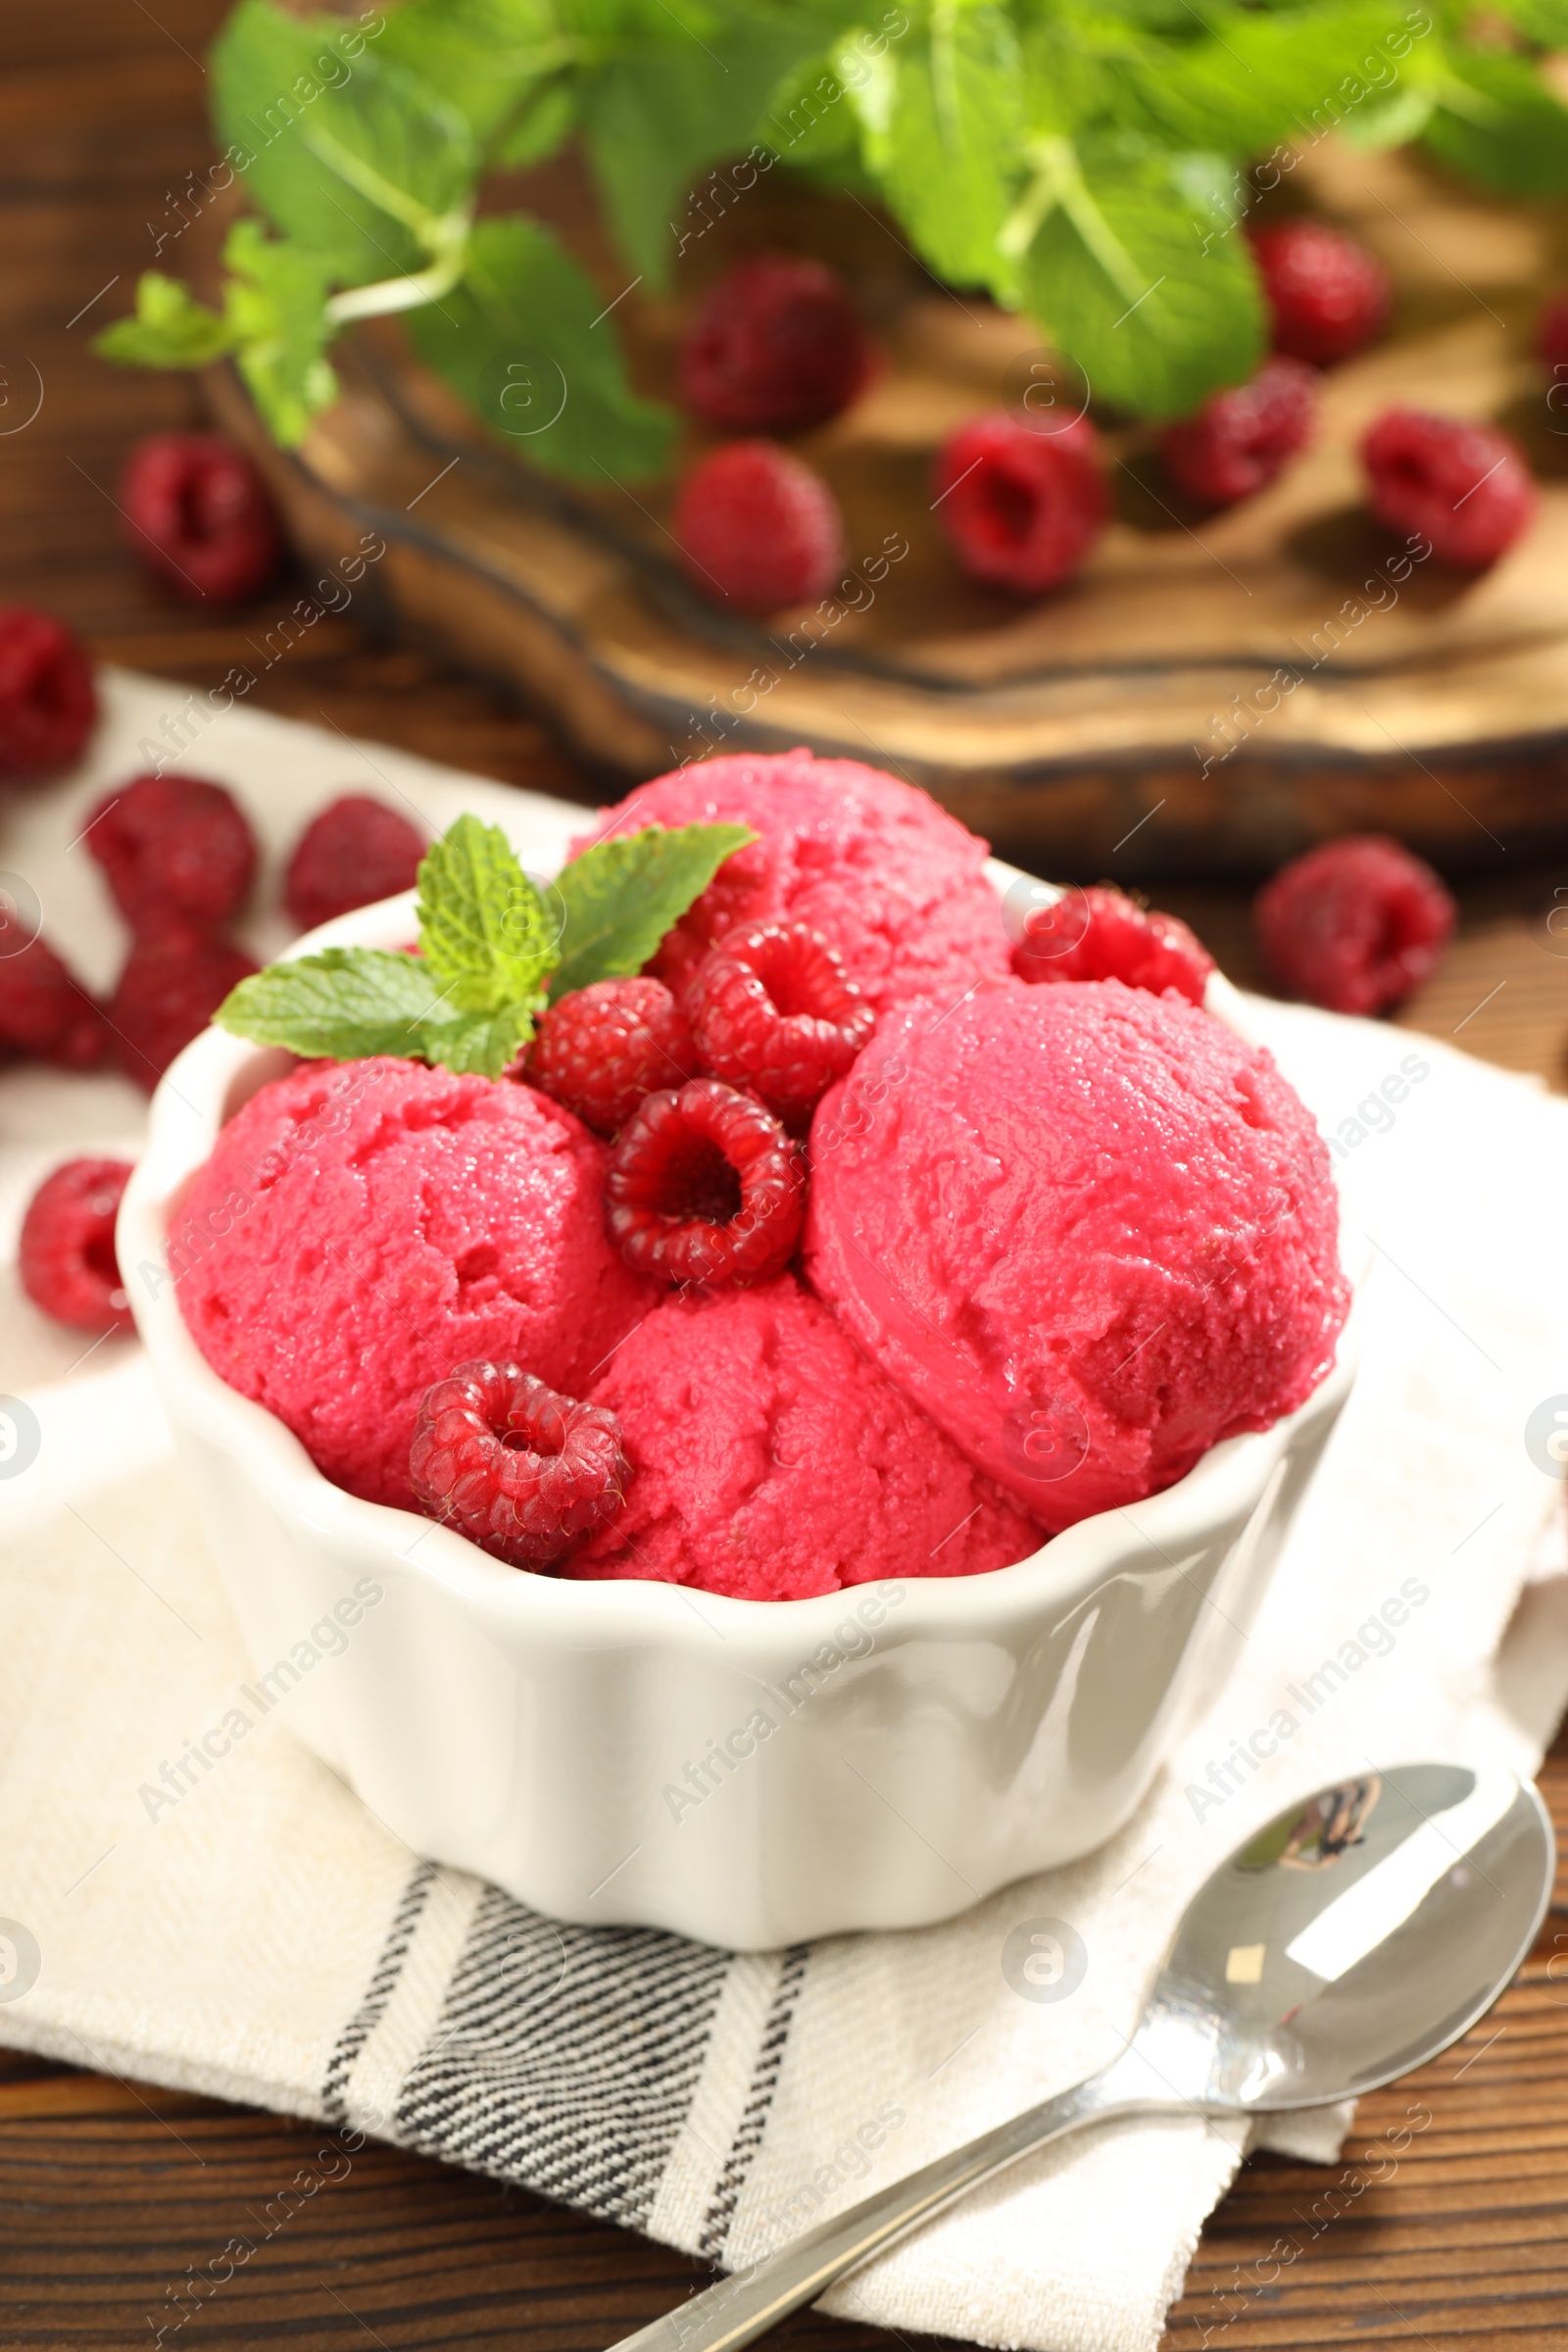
[173,1057,657,1507]
[577,750,1010,1014]
[806,981,1348,1532]
[564,1276,1043,1599]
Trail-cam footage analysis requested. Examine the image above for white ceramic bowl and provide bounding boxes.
[120,878,1354,1950]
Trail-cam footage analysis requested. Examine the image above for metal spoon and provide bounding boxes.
[613,1763,1553,2352]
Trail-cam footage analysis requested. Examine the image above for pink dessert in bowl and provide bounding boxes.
[172,1055,657,1511]
[572,747,1012,1013]
[807,979,1348,1534]
[122,759,1355,1945]
[567,1276,1041,1599]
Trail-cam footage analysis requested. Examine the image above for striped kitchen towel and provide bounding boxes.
[2,677,1566,2352]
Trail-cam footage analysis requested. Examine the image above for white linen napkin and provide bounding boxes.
[1,672,1564,2352]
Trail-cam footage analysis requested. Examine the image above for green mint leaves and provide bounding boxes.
[549,820,754,1000]
[94,222,340,444]
[216,811,755,1080]
[93,0,1568,445]
[415,814,564,1015]
[214,946,489,1063]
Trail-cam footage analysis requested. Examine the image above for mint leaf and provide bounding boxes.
[1016,133,1263,418]
[493,79,578,166]
[416,812,560,1013]
[865,3,1023,297]
[580,4,823,287]
[216,947,463,1059]
[1423,51,1568,199]
[760,53,864,171]
[405,215,674,480]
[422,1002,542,1078]
[1494,0,1568,38]
[1114,4,1415,156]
[1339,84,1437,151]
[221,221,339,445]
[375,0,573,153]
[217,944,540,1077]
[549,822,757,1000]
[94,273,235,369]
[213,3,476,287]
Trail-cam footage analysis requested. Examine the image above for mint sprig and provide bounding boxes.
[93,0,1568,442]
[215,812,755,1079]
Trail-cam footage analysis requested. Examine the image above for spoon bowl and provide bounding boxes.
[1140,1761,1552,2112]
[612,1763,1554,2352]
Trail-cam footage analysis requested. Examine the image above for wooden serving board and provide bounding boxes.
[208,138,1568,877]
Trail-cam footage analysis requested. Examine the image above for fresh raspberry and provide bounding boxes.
[527,977,696,1138]
[0,607,97,778]
[1361,408,1536,569]
[933,412,1105,597]
[119,432,284,604]
[19,1158,135,1334]
[679,257,874,436]
[606,1078,804,1286]
[409,1361,628,1569]
[87,771,257,933]
[1538,287,1568,376]
[1250,220,1392,367]
[0,933,109,1068]
[285,795,426,933]
[688,920,874,1127]
[1013,886,1214,1006]
[1255,834,1455,1015]
[110,924,258,1089]
[672,441,845,612]
[1160,358,1316,508]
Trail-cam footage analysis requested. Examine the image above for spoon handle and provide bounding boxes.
[606,2067,1138,2352]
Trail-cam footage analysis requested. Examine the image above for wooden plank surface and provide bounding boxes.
[1,9,1565,2346]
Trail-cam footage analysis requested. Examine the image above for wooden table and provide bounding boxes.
[3,10,1567,2344]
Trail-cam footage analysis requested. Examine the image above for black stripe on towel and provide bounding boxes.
[698,1942,811,2260]
[321,1857,438,2123]
[393,1885,733,2228]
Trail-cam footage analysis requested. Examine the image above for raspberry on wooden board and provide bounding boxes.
[678,256,873,435]
[1361,408,1536,569]
[672,440,846,612]
[119,432,284,603]
[932,411,1105,597]
[1250,219,1392,367]
[1160,358,1316,508]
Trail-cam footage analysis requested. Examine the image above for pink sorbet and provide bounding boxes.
[806,981,1348,1532]
[172,1057,657,1508]
[564,1275,1042,1599]
[574,749,1011,1014]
